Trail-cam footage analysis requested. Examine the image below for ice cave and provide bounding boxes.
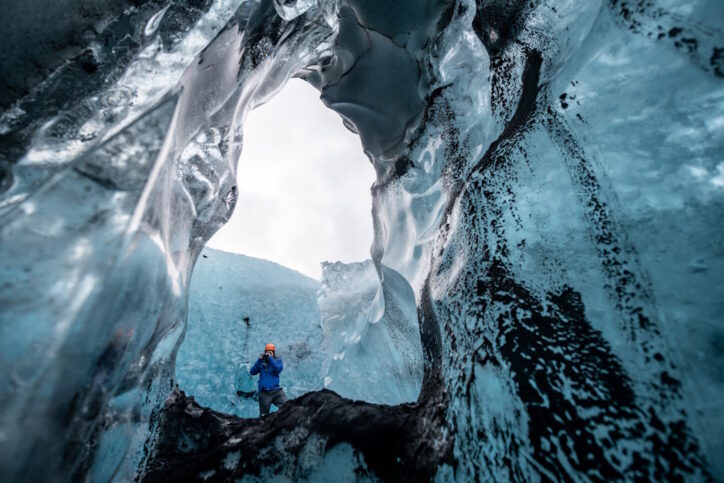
[0,0,722,481]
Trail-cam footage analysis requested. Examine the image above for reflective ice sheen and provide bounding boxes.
[0,0,722,481]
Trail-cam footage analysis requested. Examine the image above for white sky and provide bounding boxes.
[207,78,375,280]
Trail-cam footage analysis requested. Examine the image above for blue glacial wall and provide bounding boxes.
[0,0,722,481]
[175,248,324,418]
[176,249,422,417]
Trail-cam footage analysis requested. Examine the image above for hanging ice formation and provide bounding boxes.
[0,0,722,481]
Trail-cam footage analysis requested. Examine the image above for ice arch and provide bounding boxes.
[0,0,722,481]
[175,77,422,416]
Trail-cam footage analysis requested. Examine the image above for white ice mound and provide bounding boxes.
[318,260,422,404]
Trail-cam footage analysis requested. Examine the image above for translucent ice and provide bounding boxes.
[318,260,422,404]
[1,0,722,481]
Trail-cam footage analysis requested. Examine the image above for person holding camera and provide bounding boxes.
[249,343,288,416]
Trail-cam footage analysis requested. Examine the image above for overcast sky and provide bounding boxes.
[207,78,375,280]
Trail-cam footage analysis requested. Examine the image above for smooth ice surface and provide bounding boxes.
[1,0,722,481]
[318,260,422,404]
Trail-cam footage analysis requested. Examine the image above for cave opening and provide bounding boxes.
[205,78,374,280]
[174,77,421,418]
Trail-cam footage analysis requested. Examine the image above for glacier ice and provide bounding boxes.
[0,0,723,481]
[175,249,422,417]
[175,248,324,418]
[318,260,422,404]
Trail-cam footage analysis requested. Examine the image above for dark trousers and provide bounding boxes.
[258,388,288,416]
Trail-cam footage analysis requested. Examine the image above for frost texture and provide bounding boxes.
[1,0,723,481]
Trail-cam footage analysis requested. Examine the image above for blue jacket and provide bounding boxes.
[249,356,283,392]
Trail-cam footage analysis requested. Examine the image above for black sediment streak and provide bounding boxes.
[544,111,658,340]
[607,0,724,77]
[142,388,451,482]
[472,0,541,55]
[418,276,445,402]
[477,259,643,480]
[441,48,543,223]
[543,109,710,477]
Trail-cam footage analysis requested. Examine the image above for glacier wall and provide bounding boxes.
[0,0,722,481]
[175,248,324,418]
[318,260,423,404]
[175,250,422,418]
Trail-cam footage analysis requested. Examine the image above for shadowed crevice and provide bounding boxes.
[142,387,452,482]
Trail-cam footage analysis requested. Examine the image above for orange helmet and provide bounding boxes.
[264,343,276,353]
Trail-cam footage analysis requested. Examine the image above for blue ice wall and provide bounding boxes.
[175,249,423,417]
[175,248,323,417]
[0,0,722,481]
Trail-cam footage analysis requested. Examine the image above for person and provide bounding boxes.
[249,343,288,416]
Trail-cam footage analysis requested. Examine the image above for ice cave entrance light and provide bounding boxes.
[207,78,375,280]
[175,78,413,418]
